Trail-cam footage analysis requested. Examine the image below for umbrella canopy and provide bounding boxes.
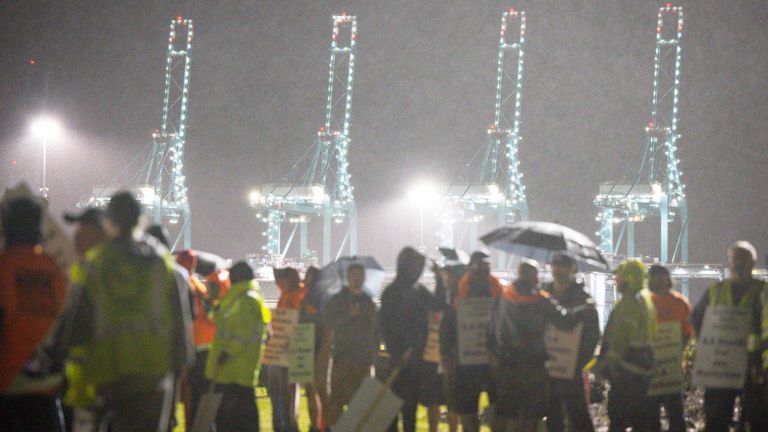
[480,221,610,272]
[171,250,227,276]
[315,256,386,300]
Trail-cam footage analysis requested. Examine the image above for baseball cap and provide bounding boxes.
[63,208,104,226]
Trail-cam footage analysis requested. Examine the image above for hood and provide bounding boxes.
[615,259,647,294]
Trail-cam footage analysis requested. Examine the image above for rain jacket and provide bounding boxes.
[63,239,192,398]
[205,280,270,387]
[380,278,440,363]
[543,281,601,373]
[600,261,657,377]
[488,280,588,364]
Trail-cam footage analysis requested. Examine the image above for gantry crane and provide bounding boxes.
[595,2,687,266]
[440,9,529,268]
[79,17,194,250]
[250,14,358,266]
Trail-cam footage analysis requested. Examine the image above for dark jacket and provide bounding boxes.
[488,280,584,365]
[543,281,600,372]
[380,278,441,363]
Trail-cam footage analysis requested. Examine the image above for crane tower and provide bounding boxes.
[441,9,529,267]
[595,2,687,265]
[250,14,358,266]
[78,17,194,249]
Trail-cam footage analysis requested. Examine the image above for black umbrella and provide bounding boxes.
[480,221,610,272]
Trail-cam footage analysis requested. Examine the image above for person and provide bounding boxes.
[64,208,108,259]
[488,261,593,432]
[435,262,465,432]
[381,247,443,432]
[176,249,218,426]
[690,241,767,432]
[317,262,378,427]
[204,261,269,432]
[542,254,599,432]
[647,264,693,432]
[598,259,657,432]
[268,267,306,432]
[0,196,68,431]
[63,191,193,431]
[299,266,324,432]
[60,207,107,430]
[451,251,503,432]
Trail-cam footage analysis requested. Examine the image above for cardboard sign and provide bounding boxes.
[457,298,495,366]
[692,306,750,389]
[423,312,442,363]
[262,308,299,367]
[544,322,583,380]
[288,323,315,384]
[648,322,685,396]
[190,392,224,432]
[334,377,403,432]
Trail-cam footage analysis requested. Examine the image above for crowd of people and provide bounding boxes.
[1,189,768,432]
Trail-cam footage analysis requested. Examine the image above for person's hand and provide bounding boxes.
[430,259,440,276]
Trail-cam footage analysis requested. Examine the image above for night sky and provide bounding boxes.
[1,0,767,268]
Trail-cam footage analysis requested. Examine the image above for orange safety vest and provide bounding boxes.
[0,245,68,392]
[453,273,504,306]
[190,275,216,347]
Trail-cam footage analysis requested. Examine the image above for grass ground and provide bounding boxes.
[175,387,493,431]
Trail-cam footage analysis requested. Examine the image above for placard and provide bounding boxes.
[423,312,441,363]
[648,322,684,396]
[262,308,299,367]
[544,322,583,380]
[457,298,494,366]
[289,323,315,383]
[692,306,750,389]
[334,377,403,432]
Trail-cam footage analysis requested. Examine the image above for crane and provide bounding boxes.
[595,2,687,266]
[78,17,194,250]
[440,8,529,268]
[250,14,358,266]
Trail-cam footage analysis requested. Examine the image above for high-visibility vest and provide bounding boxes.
[205,280,269,387]
[73,243,175,388]
[707,279,764,354]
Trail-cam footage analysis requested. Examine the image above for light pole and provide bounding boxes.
[30,116,61,200]
[407,180,440,252]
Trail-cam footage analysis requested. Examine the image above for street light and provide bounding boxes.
[407,180,441,252]
[30,116,62,200]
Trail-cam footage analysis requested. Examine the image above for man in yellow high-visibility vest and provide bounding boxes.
[691,241,767,432]
[64,191,193,431]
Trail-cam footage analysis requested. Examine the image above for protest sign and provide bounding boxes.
[648,322,684,396]
[423,312,441,363]
[262,308,299,367]
[334,377,403,432]
[457,297,494,366]
[289,323,315,383]
[544,322,583,380]
[692,306,750,389]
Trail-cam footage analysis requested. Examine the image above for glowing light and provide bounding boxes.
[30,116,62,140]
